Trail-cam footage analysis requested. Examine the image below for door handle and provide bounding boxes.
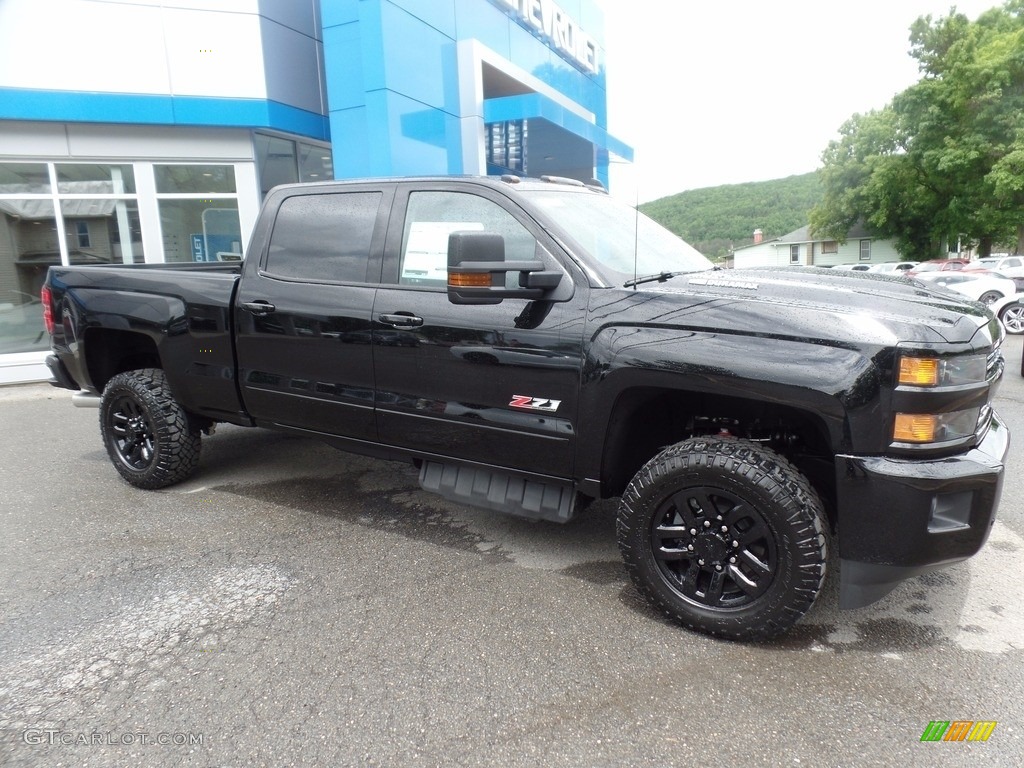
[242,300,276,316]
[378,313,423,328]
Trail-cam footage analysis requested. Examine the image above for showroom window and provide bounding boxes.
[155,164,242,263]
[486,120,527,173]
[0,162,143,354]
[57,164,143,265]
[255,133,334,197]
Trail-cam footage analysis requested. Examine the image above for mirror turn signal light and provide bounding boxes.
[448,272,493,287]
[898,357,939,387]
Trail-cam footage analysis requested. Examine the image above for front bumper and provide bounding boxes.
[835,411,1009,609]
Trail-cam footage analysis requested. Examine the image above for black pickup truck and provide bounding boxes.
[43,175,1009,640]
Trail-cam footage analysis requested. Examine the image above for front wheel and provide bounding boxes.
[999,301,1024,334]
[100,368,201,489]
[617,437,827,640]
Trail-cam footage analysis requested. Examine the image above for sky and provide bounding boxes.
[600,0,1004,202]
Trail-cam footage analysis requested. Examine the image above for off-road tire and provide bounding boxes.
[100,368,201,489]
[617,436,827,641]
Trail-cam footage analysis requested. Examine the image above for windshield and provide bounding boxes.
[523,190,712,281]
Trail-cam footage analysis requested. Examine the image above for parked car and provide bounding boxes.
[989,294,1024,334]
[968,255,1024,278]
[905,258,971,276]
[831,263,871,271]
[965,256,1024,291]
[867,261,919,273]
[914,270,1017,304]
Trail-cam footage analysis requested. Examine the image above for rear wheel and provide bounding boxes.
[100,368,201,489]
[978,291,1003,305]
[617,436,827,640]
[999,301,1024,334]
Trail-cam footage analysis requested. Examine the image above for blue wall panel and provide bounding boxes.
[0,88,330,141]
[379,2,458,114]
[379,90,461,175]
[329,105,373,176]
[321,0,361,28]
[322,0,627,184]
[388,0,456,38]
[453,0,511,60]
[323,23,366,111]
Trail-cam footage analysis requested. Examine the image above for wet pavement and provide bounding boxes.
[1,335,1023,766]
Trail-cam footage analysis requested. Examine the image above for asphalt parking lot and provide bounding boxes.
[2,335,1023,767]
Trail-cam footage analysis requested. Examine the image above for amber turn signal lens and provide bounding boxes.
[893,413,937,442]
[898,357,939,387]
[448,272,492,287]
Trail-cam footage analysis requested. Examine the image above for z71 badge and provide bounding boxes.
[509,395,561,412]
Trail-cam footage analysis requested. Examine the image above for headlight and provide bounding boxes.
[897,353,987,388]
[893,408,980,444]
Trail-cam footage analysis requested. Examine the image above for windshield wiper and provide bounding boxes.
[623,271,686,288]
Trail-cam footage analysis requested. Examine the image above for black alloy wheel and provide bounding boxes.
[650,485,778,610]
[107,392,158,471]
[617,436,827,640]
[99,368,201,489]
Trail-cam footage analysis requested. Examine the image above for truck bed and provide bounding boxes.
[46,261,246,424]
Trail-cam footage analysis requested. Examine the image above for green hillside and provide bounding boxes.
[640,172,822,260]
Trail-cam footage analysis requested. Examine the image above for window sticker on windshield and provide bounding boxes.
[402,221,484,281]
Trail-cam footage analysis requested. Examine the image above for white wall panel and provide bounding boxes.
[0,0,171,94]
[0,123,70,158]
[161,8,267,98]
[88,0,259,12]
[0,0,276,100]
[67,125,255,160]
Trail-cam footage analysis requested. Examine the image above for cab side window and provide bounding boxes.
[265,192,382,282]
[399,191,537,287]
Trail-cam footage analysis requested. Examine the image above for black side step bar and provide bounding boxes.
[418,461,577,523]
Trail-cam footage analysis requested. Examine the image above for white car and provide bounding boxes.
[990,294,1024,334]
[867,261,919,273]
[969,255,1024,279]
[832,263,871,271]
[914,270,1018,304]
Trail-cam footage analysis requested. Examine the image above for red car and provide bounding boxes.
[905,258,971,276]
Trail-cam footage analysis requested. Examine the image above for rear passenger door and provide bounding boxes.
[235,185,392,439]
[371,183,587,479]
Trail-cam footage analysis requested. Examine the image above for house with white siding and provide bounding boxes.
[731,223,901,269]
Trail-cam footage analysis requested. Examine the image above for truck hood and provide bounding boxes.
[637,266,998,348]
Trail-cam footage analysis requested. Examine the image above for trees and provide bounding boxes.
[810,1,1024,259]
[640,173,821,259]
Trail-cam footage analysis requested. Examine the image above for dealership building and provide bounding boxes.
[0,0,631,383]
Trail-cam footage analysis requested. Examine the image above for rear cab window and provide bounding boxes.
[264,192,383,283]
